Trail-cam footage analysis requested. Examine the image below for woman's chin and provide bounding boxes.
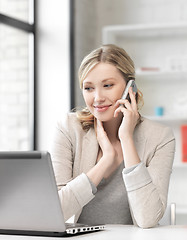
[94,113,115,122]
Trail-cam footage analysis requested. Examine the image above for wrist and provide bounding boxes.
[119,133,133,142]
[87,159,110,186]
[101,147,116,159]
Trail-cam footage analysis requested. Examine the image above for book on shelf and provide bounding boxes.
[181,125,187,162]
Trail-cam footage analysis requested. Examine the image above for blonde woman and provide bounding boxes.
[51,44,175,228]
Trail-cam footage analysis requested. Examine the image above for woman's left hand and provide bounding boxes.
[114,87,140,140]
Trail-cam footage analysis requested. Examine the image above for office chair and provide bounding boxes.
[159,203,176,225]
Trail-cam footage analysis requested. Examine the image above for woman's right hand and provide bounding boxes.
[86,119,117,186]
[96,119,116,166]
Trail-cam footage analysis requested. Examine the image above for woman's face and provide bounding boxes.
[82,62,126,122]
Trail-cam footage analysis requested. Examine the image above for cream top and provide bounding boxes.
[51,113,175,228]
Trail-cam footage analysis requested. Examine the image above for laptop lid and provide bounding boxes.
[0,151,66,236]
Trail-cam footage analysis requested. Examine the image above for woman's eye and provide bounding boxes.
[84,87,93,91]
[104,84,113,88]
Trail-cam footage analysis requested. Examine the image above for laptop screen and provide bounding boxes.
[0,151,66,233]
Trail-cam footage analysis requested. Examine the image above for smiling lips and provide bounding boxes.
[94,105,112,112]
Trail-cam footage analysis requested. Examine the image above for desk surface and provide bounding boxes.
[0,225,187,240]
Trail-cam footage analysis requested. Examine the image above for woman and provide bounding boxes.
[51,44,175,228]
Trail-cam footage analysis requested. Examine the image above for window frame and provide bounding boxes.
[69,0,75,109]
[0,0,36,150]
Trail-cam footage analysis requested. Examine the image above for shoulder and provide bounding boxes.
[56,112,84,134]
[66,112,82,128]
[136,116,175,143]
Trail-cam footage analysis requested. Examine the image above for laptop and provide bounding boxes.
[0,151,105,237]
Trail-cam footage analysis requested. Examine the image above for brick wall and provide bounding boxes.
[0,0,30,150]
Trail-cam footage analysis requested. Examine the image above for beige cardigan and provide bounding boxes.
[51,113,175,228]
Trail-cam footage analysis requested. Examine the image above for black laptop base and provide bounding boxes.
[0,229,67,238]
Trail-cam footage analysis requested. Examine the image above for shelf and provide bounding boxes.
[135,70,187,80]
[176,205,187,214]
[144,116,187,122]
[173,163,187,169]
[102,22,187,43]
[103,21,187,211]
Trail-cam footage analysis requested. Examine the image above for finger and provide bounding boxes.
[97,119,106,137]
[114,105,128,118]
[129,87,138,111]
[97,119,103,132]
[96,119,112,150]
[97,119,102,128]
[115,99,129,107]
[115,99,133,111]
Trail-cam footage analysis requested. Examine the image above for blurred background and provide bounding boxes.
[0,0,187,224]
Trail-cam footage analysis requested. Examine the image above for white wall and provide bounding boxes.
[36,0,70,150]
[74,0,187,224]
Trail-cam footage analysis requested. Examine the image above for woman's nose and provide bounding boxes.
[94,90,105,102]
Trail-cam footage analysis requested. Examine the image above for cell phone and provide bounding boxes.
[121,80,137,102]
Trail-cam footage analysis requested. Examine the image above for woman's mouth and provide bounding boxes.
[94,105,112,112]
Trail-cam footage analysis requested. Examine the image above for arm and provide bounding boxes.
[86,119,117,186]
[123,127,175,228]
[50,115,95,221]
[115,88,175,228]
[114,87,141,168]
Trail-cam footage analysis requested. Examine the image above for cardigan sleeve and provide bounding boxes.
[57,173,95,222]
[122,125,175,228]
[50,115,95,222]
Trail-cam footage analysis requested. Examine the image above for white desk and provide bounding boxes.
[0,225,187,240]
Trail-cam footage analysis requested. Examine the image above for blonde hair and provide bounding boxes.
[76,44,143,131]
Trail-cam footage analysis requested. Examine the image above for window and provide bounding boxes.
[0,0,35,150]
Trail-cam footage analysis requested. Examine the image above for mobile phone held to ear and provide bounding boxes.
[121,80,137,102]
